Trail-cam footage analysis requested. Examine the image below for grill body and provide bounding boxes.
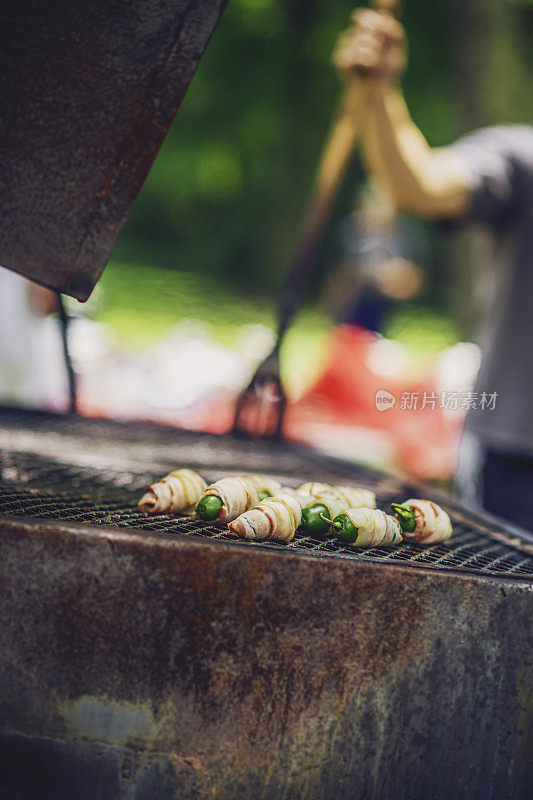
[0,409,532,799]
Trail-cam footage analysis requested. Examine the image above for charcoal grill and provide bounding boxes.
[0,2,532,798]
[1,407,532,800]
[1,412,533,580]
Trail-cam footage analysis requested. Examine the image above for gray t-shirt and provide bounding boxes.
[451,125,533,456]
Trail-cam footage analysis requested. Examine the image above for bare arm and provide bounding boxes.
[364,88,471,218]
[334,9,472,219]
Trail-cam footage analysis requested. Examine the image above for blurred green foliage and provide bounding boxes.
[384,306,460,361]
[92,261,276,348]
[113,0,533,304]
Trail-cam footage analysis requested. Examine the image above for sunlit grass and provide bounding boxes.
[281,310,332,397]
[384,306,460,364]
[86,260,276,349]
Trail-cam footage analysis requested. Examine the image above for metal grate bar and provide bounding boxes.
[1,451,532,580]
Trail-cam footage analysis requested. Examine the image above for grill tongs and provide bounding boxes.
[233,0,400,439]
[232,85,365,438]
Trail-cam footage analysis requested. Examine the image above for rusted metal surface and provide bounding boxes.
[0,406,531,798]
[0,515,531,800]
[0,0,228,300]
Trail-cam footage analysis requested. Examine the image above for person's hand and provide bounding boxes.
[333,8,407,95]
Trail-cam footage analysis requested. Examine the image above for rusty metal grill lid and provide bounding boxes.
[0,0,228,300]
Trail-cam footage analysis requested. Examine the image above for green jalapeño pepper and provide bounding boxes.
[198,488,271,521]
[197,495,223,521]
[391,503,416,533]
[301,503,333,535]
[320,513,359,544]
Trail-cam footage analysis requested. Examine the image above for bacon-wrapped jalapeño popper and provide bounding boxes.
[138,468,207,514]
[297,482,377,535]
[196,474,282,523]
[321,508,402,547]
[391,499,452,544]
[228,491,312,542]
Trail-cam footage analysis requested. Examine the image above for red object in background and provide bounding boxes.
[77,323,464,482]
[286,325,464,481]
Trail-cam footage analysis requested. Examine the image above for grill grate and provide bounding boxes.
[1,450,532,580]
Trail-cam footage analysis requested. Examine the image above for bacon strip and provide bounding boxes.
[228,492,309,542]
[343,508,402,547]
[198,473,282,523]
[138,468,207,514]
[402,499,452,544]
[298,482,376,510]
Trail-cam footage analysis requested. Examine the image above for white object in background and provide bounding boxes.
[0,268,68,409]
[436,341,481,396]
[145,321,247,410]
